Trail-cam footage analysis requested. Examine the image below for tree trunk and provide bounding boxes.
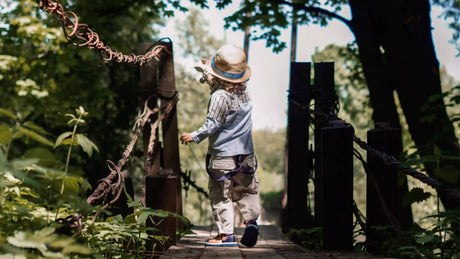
[349,0,460,210]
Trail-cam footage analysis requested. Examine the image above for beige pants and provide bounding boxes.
[208,153,261,235]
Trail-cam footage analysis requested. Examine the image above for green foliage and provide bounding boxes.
[1,0,169,187]
[0,107,191,258]
[287,227,323,250]
[302,42,460,258]
[222,0,349,52]
[0,108,55,158]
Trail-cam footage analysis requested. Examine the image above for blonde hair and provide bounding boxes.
[200,70,247,94]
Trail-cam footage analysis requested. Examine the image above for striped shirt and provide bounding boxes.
[191,88,254,156]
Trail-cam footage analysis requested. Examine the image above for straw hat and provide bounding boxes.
[195,44,251,83]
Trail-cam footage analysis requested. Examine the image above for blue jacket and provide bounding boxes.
[191,88,254,156]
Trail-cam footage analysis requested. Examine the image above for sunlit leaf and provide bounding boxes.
[54,131,72,147]
[7,231,47,250]
[17,126,53,146]
[62,243,92,255]
[0,124,12,145]
[0,108,17,119]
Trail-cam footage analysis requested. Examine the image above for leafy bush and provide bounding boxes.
[0,107,190,258]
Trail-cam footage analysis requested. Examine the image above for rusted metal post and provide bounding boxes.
[157,41,183,220]
[140,42,181,251]
[320,123,354,251]
[282,62,313,232]
[145,170,177,250]
[366,126,413,252]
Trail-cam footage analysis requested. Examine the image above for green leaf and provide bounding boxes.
[137,211,156,225]
[7,231,47,250]
[63,243,92,255]
[0,108,17,119]
[35,227,55,238]
[54,131,72,147]
[22,121,49,136]
[60,138,78,146]
[416,234,434,244]
[75,133,99,157]
[17,126,53,146]
[0,124,12,145]
[23,147,59,167]
[127,201,143,208]
[61,176,84,193]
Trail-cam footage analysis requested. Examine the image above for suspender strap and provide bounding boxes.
[206,154,257,181]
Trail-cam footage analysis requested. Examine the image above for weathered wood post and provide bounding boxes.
[313,62,336,227]
[314,62,353,250]
[282,62,314,232]
[140,41,181,252]
[366,126,413,252]
[320,122,354,251]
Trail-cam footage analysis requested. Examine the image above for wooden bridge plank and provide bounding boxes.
[160,225,389,259]
[201,225,243,258]
[236,225,284,259]
[159,225,209,258]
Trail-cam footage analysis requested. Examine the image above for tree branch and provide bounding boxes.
[275,0,354,32]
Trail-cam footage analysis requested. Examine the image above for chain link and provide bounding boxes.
[37,0,170,65]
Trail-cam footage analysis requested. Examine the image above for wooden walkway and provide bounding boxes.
[160,225,389,259]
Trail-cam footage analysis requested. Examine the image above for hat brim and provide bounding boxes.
[194,58,251,83]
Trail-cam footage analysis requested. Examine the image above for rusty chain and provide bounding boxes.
[87,93,179,205]
[37,0,170,65]
[74,93,178,233]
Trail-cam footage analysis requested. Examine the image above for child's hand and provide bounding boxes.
[180,133,194,145]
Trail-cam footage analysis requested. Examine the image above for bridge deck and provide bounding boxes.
[160,225,387,259]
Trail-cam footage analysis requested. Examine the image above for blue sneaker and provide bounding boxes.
[205,233,237,247]
[241,220,258,247]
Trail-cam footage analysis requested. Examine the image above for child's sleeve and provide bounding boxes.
[190,91,230,143]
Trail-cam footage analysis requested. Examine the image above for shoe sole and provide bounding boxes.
[240,225,258,247]
[205,241,237,247]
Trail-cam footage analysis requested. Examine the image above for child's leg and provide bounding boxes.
[232,173,261,221]
[231,153,260,221]
[208,177,235,235]
[208,155,237,235]
[232,171,260,247]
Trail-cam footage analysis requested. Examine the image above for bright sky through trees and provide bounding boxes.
[160,2,460,130]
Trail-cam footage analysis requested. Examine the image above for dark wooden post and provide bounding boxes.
[313,62,336,227]
[140,42,181,251]
[282,62,313,232]
[321,123,354,251]
[158,41,183,220]
[366,126,413,252]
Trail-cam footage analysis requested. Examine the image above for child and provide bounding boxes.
[180,43,260,247]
